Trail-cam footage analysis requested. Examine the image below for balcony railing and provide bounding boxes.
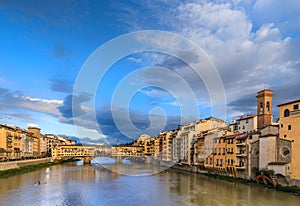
[236,142,246,146]
[235,163,246,169]
[236,152,247,157]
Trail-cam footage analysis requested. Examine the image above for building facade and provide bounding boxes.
[278,99,300,185]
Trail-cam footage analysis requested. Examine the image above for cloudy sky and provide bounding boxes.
[0,0,299,144]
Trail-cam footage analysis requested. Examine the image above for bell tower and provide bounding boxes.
[256,89,274,129]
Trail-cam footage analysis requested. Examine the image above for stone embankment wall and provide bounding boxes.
[0,158,51,171]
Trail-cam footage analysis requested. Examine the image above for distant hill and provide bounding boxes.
[59,134,134,146]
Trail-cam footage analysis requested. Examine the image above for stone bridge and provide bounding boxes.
[53,145,146,164]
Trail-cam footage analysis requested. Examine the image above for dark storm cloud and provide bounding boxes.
[57,93,91,118]
[228,93,257,113]
[49,79,73,93]
[94,105,190,144]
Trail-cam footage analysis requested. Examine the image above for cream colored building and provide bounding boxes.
[257,125,291,177]
[278,99,300,186]
[21,130,34,158]
[172,117,226,166]
[237,115,257,133]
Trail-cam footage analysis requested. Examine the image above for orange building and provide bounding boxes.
[278,99,300,186]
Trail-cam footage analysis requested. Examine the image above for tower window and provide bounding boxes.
[284,109,290,117]
[294,104,299,110]
[260,102,263,114]
[288,125,291,130]
[266,102,270,113]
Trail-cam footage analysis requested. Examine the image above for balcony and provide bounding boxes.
[236,142,246,146]
[236,152,247,157]
[291,110,300,116]
[235,163,246,170]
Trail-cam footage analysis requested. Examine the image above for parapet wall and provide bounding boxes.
[0,158,51,171]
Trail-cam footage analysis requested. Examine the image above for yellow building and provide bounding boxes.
[28,126,42,156]
[193,133,205,169]
[112,146,144,157]
[0,124,22,159]
[225,134,238,177]
[52,145,96,160]
[278,99,300,186]
[153,136,160,160]
[213,136,226,174]
[160,131,172,162]
[144,138,154,156]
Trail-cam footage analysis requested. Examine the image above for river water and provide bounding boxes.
[0,158,300,206]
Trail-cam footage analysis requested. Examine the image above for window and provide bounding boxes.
[281,147,290,157]
[281,124,283,128]
[260,102,263,114]
[294,104,299,110]
[288,125,291,130]
[266,102,270,113]
[284,109,290,117]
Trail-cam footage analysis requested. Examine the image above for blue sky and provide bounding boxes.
[0,0,300,145]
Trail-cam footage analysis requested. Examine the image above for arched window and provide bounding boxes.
[284,109,290,117]
[260,102,263,114]
[266,102,270,113]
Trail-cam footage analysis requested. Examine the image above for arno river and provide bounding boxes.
[1,158,300,206]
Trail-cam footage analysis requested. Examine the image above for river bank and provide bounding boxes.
[168,163,300,196]
[0,158,78,179]
[0,158,52,171]
[0,161,56,179]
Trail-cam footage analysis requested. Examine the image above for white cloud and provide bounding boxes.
[120,0,300,120]
[128,57,143,64]
[27,123,39,128]
[23,96,63,105]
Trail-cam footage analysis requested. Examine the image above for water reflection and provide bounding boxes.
[0,162,299,206]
